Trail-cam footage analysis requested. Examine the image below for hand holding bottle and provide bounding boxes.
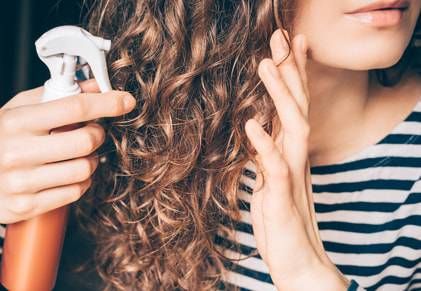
[0,79,136,224]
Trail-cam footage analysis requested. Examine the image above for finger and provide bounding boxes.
[3,90,136,134]
[302,158,325,251]
[245,119,293,208]
[1,79,101,112]
[248,156,268,262]
[258,58,304,139]
[0,154,99,195]
[270,29,309,118]
[3,178,92,223]
[0,122,105,168]
[78,79,101,93]
[257,58,309,176]
[292,34,310,101]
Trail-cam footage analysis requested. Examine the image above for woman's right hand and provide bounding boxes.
[0,79,136,224]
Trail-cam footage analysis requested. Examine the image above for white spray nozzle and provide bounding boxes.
[36,25,112,102]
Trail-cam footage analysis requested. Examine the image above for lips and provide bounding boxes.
[344,0,410,27]
[346,0,410,14]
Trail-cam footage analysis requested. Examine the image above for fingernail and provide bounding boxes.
[278,30,289,49]
[256,124,267,137]
[123,95,136,111]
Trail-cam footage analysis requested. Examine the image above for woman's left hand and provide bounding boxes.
[244,29,350,291]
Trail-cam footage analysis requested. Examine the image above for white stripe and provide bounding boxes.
[217,228,257,249]
[318,225,421,246]
[312,189,413,204]
[238,189,252,202]
[239,174,256,189]
[232,230,257,249]
[311,166,421,185]
[327,245,420,267]
[346,143,421,161]
[222,270,277,291]
[239,209,252,224]
[314,202,421,224]
[230,215,421,251]
[222,249,270,273]
[310,142,421,171]
[392,120,421,135]
[244,160,257,172]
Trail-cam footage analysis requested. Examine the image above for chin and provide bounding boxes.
[310,41,410,71]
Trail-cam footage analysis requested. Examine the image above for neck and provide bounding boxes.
[306,60,374,164]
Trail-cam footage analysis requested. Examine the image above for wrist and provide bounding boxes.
[272,260,350,291]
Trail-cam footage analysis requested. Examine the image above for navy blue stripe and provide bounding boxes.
[312,179,416,193]
[226,220,253,235]
[366,267,421,290]
[228,214,421,235]
[347,279,360,291]
[310,157,421,175]
[337,256,421,277]
[237,199,250,212]
[214,233,260,258]
[242,168,256,180]
[379,133,421,145]
[218,280,253,291]
[323,236,421,254]
[314,191,421,213]
[223,260,274,284]
[407,277,421,290]
[318,215,421,233]
[407,111,421,122]
[239,182,253,195]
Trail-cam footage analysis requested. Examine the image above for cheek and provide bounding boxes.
[294,9,419,71]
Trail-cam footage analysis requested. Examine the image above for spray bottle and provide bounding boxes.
[0,25,112,291]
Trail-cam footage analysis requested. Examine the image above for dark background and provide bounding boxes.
[0,1,103,290]
[0,0,87,106]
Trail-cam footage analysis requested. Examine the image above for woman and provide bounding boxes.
[0,0,420,290]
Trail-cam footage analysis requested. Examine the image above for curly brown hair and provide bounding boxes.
[75,0,421,290]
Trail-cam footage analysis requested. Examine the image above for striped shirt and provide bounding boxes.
[216,96,421,291]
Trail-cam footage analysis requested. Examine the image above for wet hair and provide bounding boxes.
[75,0,421,290]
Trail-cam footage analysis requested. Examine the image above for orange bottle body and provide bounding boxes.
[1,199,69,291]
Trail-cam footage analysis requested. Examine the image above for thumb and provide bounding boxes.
[78,78,101,93]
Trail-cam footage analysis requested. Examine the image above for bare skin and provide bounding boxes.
[297,0,421,167]
[308,68,421,166]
